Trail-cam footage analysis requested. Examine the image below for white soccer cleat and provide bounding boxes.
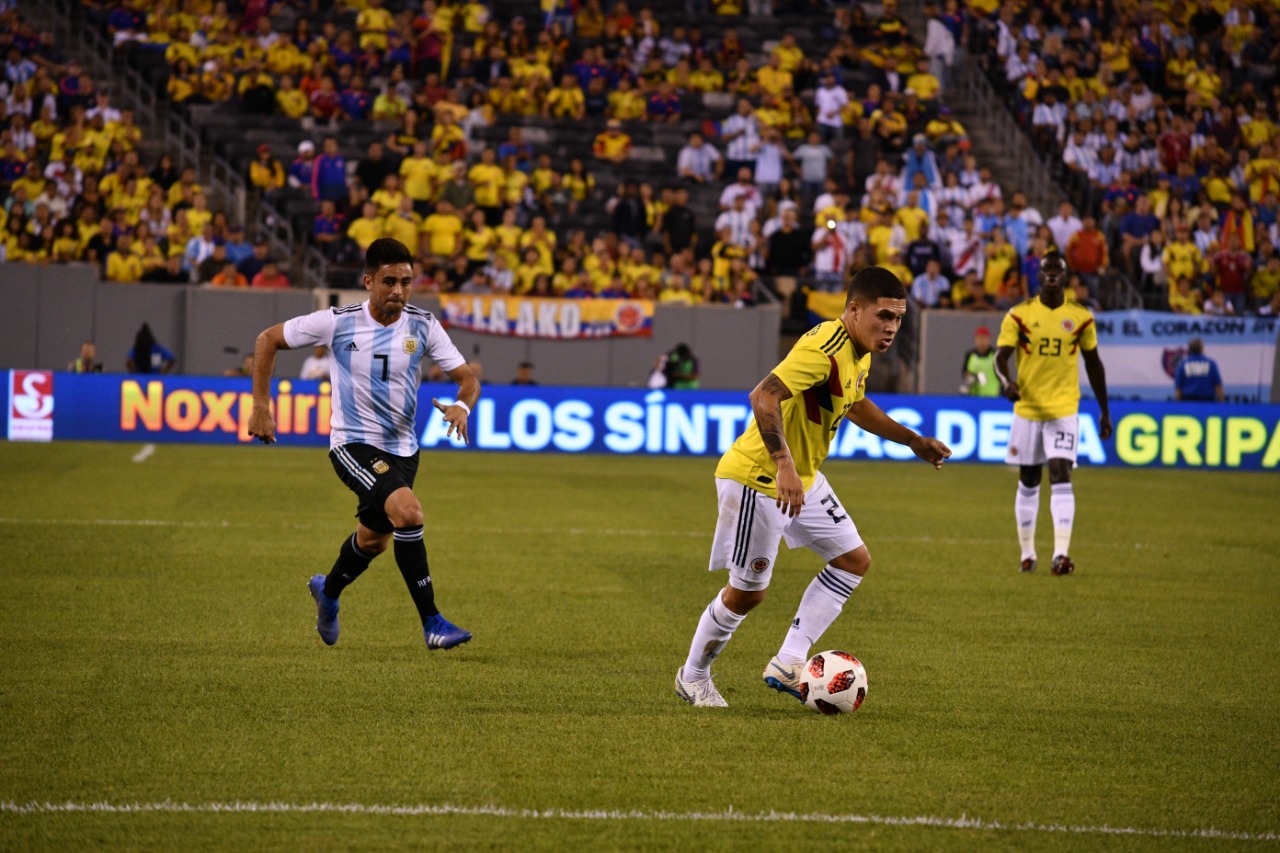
[762,655,804,700]
[674,667,728,708]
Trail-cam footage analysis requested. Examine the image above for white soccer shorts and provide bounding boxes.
[1005,413,1079,466]
[708,471,864,592]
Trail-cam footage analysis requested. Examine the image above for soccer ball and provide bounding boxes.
[799,650,868,715]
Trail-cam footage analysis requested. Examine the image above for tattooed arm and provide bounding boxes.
[748,372,805,518]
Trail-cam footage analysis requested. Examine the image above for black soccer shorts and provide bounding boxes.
[329,443,420,534]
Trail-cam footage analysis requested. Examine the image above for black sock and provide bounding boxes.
[323,533,375,599]
[393,525,439,622]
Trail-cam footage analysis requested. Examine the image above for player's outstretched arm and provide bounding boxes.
[1082,347,1112,440]
[247,323,289,444]
[431,363,481,445]
[994,345,1019,402]
[846,397,952,470]
[749,372,804,518]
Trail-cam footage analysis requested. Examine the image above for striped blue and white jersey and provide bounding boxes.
[283,301,466,455]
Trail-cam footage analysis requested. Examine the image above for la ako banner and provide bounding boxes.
[438,294,654,339]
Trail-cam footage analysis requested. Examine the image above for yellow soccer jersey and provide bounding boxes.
[998,298,1098,421]
[1162,241,1202,286]
[716,321,870,498]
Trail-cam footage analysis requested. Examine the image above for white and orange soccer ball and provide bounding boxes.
[799,650,868,715]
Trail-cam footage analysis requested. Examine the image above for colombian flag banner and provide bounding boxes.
[805,289,848,326]
[438,295,655,339]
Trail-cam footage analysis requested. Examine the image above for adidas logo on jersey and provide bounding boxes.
[344,341,359,351]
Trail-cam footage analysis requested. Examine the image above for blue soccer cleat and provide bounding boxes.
[424,613,472,650]
[307,574,340,645]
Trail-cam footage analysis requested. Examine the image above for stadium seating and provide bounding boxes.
[963,0,1279,314]
[4,0,1207,325]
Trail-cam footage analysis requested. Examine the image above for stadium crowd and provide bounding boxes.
[0,0,1277,316]
[973,0,1280,315]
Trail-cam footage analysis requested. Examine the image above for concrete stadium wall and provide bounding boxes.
[0,266,781,389]
[918,310,1006,396]
[0,264,314,377]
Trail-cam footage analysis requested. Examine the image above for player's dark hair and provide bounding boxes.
[1042,249,1067,269]
[132,323,156,374]
[1189,338,1203,355]
[846,266,907,305]
[364,238,413,275]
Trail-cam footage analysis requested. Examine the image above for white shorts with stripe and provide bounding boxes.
[1004,414,1079,466]
[708,472,864,592]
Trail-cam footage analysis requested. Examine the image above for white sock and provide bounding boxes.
[1015,483,1040,561]
[1051,482,1075,558]
[683,592,746,681]
[777,566,862,665]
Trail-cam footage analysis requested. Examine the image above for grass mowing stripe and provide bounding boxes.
[2,801,1276,842]
[3,444,1278,850]
[0,515,1011,544]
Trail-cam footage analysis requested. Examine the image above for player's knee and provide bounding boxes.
[385,490,424,528]
[392,505,424,528]
[722,585,765,615]
[830,547,871,577]
[356,529,390,555]
[1019,466,1042,488]
[1048,461,1072,483]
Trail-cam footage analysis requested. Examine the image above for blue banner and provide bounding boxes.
[9,372,1280,471]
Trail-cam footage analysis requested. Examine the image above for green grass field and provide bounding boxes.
[1,441,1278,851]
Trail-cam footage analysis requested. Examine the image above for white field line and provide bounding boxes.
[130,444,156,463]
[0,801,1274,842]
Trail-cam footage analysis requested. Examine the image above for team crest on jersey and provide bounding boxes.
[1061,319,1075,332]
[1162,347,1188,378]
[856,371,867,392]
[371,460,389,475]
[403,338,418,354]
[750,557,770,573]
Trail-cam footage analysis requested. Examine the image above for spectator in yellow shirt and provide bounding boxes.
[771,34,804,74]
[608,78,647,121]
[276,75,309,118]
[1168,276,1203,314]
[544,74,587,120]
[894,192,930,242]
[105,232,144,282]
[1162,224,1204,291]
[593,119,632,163]
[381,198,421,252]
[422,200,465,259]
[346,202,385,251]
[400,140,438,212]
[520,215,558,274]
[431,111,466,159]
[1241,104,1277,151]
[1185,62,1222,105]
[371,86,408,122]
[757,54,793,98]
[468,148,505,221]
[370,174,407,217]
[659,272,696,304]
[905,58,941,100]
[1244,145,1280,204]
[356,0,393,51]
[689,57,725,93]
[249,144,285,195]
